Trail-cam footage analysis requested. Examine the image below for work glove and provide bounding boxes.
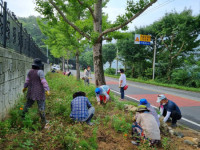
[45,91,50,96]
[88,77,92,79]
[22,88,27,93]
[133,116,136,121]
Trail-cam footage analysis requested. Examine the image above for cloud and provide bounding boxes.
[4,0,40,17]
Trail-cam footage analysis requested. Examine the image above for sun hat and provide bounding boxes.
[137,105,149,112]
[139,98,150,107]
[157,94,166,103]
[32,58,43,68]
[95,88,100,94]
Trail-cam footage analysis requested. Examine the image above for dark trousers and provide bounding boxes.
[23,99,46,123]
[84,77,89,86]
[120,87,124,99]
[163,109,182,124]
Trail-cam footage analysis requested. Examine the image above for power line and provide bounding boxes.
[130,0,176,28]
[139,0,175,18]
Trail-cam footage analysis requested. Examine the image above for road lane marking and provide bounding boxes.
[110,89,200,128]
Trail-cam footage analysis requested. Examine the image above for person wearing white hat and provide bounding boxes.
[157,94,182,127]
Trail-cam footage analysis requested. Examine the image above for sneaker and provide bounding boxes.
[44,120,50,129]
[131,141,139,146]
[171,123,177,128]
[87,122,94,126]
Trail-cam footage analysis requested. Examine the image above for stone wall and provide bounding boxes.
[0,47,50,120]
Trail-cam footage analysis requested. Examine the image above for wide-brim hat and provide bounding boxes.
[137,105,149,112]
[32,58,43,68]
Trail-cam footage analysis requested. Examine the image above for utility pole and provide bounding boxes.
[46,45,49,64]
[152,37,157,80]
[115,47,118,75]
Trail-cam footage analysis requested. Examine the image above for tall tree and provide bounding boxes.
[37,18,85,81]
[102,43,116,68]
[117,32,152,78]
[35,0,157,86]
[151,10,200,81]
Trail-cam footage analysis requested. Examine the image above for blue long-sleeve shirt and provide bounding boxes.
[70,96,92,121]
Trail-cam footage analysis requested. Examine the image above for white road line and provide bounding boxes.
[110,89,200,128]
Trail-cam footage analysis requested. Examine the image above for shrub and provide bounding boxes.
[112,115,132,133]
[105,68,116,75]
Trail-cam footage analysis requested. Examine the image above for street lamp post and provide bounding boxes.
[152,36,157,80]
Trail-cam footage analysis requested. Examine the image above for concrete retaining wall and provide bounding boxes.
[0,47,50,120]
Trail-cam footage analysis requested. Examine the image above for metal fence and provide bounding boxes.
[0,0,47,63]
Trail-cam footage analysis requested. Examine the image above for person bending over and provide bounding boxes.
[157,94,182,128]
[95,85,110,105]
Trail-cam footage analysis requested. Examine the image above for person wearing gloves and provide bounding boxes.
[95,85,110,105]
[139,99,160,127]
[22,58,50,126]
[157,94,182,128]
[118,69,126,100]
[131,105,161,146]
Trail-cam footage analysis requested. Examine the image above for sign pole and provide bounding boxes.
[152,37,157,80]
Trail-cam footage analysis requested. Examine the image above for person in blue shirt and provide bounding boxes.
[95,85,110,105]
[157,94,182,128]
[70,91,95,125]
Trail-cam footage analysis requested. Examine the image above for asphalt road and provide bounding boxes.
[71,70,200,131]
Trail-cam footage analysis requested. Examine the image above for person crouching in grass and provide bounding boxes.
[131,105,161,146]
[70,91,95,126]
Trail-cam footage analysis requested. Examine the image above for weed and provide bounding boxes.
[112,115,132,133]
[161,137,171,150]
[0,119,11,137]
[88,127,98,149]
[19,139,34,150]
[103,115,110,126]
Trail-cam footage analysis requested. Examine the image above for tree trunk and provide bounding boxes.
[93,0,106,86]
[76,51,80,81]
[67,59,69,71]
[62,57,65,72]
[132,65,135,78]
[167,58,173,81]
[109,62,112,68]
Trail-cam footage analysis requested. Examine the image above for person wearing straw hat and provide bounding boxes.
[22,58,50,127]
[139,98,160,127]
[157,94,182,128]
[131,105,160,146]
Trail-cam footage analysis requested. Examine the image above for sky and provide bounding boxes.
[4,0,200,31]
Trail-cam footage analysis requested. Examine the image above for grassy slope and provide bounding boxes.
[105,74,200,93]
[0,73,197,150]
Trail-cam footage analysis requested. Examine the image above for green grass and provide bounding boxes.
[105,73,200,92]
[0,72,192,150]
